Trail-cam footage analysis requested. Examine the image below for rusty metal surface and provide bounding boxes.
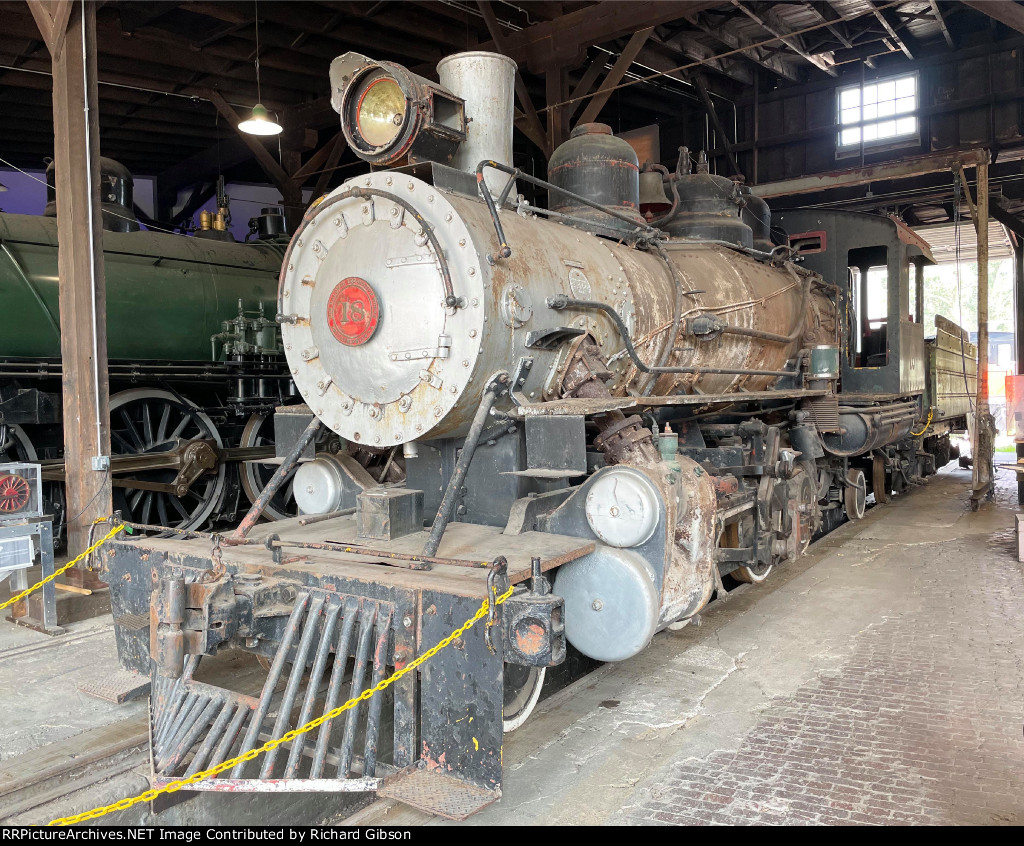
[148,590,403,788]
[512,389,826,417]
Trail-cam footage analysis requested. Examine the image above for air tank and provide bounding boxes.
[547,123,645,235]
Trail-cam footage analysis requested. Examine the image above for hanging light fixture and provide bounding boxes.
[239,0,283,136]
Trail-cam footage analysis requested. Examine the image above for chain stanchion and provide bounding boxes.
[48,582,515,826]
[0,520,126,613]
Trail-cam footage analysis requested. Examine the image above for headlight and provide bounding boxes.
[353,75,406,148]
[331,52,466,166]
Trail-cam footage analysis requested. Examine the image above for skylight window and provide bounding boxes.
[838,74,918,148]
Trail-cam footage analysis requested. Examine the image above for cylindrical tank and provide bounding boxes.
[436,51,516,198]
[278,171,832,448]
[44,157,139,233]
[547,123,645,235]
[0,212,284,361]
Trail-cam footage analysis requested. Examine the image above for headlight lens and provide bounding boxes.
[355,77,406,148]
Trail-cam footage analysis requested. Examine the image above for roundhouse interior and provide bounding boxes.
[1,0,1023,829]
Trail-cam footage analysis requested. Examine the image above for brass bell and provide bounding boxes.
[639,171,671,215]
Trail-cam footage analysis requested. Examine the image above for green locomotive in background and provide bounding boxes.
[0,159,296,541]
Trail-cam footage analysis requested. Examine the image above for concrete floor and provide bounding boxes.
[2,465,1022,826]
[351,466,1024,826]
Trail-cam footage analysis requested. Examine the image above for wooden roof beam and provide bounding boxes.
[961,1,1024,36]
[655,27,753,84]
[476,0,723,73]
[868,0,916,60]
[929,0,955,48]
[688,10,800,82]
[731,1,837,76]
[576,26,654,126]
[804,2,854,49]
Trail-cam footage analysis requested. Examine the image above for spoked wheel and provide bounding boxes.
[0,424,37,462]
[109,389,226,530]
[239,413,297,521]
[844,468,867,520]
[503,664,546,733]
[791,470,821,555]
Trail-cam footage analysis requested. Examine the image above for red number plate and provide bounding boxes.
[326,277,380,347]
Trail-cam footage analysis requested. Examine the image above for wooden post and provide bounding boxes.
[972,159,994,507]
[28,0,112,555]
[1014,239,1024,504]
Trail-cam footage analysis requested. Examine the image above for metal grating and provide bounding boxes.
[150,592,397,787]
[378,763,500,821]
[114,612,150,631]
[79,668,151,704]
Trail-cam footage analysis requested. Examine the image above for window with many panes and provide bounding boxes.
[838,73,918,150]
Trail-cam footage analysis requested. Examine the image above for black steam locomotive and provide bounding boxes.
[92,50,975,820]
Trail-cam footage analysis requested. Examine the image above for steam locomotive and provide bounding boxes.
[96,50,975,819]
[0,163,298,540]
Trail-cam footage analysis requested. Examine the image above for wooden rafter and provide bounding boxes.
[962,0,1024,36]
[868,0,915,60]
[26,0,72,59]
[929,0,955,49]
[732,1,837,77]
[655,25,753,84]
[805,2,853,49]
[688,10,800,82]
[576,27,654,126]
[692,72,742,177]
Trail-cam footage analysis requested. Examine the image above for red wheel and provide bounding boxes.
[0,473,31,513]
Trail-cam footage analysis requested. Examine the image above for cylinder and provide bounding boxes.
[547,123,645,235]
[809,344,840,380]
[437,51,517,198]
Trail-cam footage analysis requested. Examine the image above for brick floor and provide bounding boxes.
[615,524,1024,825]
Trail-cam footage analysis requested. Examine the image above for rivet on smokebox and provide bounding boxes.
[453,637,466,650]
[403,615,413,629]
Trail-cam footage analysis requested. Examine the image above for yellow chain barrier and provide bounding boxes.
[0,521,126,613]
[910,408,934,438]
[49,582,515,826]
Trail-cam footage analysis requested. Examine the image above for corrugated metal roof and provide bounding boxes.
[914,220,1015,264]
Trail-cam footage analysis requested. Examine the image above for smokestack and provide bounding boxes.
[436,51,516,199]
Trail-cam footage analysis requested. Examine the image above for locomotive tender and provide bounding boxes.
[99,51,975,819]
